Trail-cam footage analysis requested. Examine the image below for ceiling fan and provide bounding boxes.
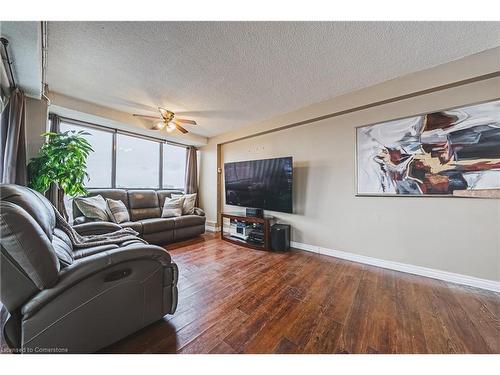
[133,107,197,134]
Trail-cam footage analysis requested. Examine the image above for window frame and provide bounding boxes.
[56,116,188,190]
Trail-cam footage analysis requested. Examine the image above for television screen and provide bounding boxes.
[224,156,293,213]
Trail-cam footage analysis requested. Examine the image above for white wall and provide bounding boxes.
[199,48,500,281]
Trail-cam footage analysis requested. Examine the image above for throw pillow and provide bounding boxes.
[74,195,109,221]
[161,196,185,218]
[171,193,197,215]
[106,198,130,224]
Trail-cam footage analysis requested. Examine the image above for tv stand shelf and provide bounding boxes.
[221,212,276,251]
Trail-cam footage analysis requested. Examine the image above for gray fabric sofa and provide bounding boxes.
[0,184,178,353]
[73,189,206,245]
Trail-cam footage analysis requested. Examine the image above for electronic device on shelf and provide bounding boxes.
[246,207,263,218]
[221,212,276,251]
[247,229,265,245]
[229,220,255,241]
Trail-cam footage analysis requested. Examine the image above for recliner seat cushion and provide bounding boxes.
[140,218,175,234]
[72,244,119,260]
[173,215,206,229]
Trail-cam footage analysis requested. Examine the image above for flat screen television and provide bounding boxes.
[224,156,293,213]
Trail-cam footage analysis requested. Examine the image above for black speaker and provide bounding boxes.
[271,224,290,251]
[246,207,263,218]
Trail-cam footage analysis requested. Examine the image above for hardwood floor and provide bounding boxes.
[102,233,500,354]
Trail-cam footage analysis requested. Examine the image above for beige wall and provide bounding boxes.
[199,48,500,281]
[25,96,49,162]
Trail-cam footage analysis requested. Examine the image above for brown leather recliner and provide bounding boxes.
[73,189,206,245]
[0,184,178,353]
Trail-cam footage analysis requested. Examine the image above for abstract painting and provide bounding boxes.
[356,99,500,197]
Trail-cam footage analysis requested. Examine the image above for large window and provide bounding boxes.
[58,119,187,189]
[60,122,113,188]
[116,134,160,188]
[163,144,186,189]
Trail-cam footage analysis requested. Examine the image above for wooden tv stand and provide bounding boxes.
[221,212,276,251]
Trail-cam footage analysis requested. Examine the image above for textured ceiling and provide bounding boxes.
[0,21,42,98]
[47,22,500,137]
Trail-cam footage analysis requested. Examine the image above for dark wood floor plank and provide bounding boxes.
[178,308,248,354]
[393,272,428,353]
[335,267,380,353]
[78,233,498,354]
[209,341,238,354]
[274,337,301,354]
[450,290,500,352]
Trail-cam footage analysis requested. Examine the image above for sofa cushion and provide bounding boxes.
[106,198,130,224]
[161,196,184,218]
[128,190,160,221]
[157,190,184,208]
[73,189,128,219]
[74,195,109,221]
[120,221,143,234]
[171,193,197,215]
[173,215,206,229]
[140,218,175,234]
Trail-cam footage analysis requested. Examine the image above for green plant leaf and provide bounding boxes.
[27,130,94,197]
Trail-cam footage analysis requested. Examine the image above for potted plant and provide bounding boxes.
[27,130,93,219]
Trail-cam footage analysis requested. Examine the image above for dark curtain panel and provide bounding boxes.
[0,88,27,185]
[45,114,68,219]
[185,146,198,204]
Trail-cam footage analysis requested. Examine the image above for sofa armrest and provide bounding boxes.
[21,244,175,317]
[193,207,205,216]
[72,221,122,236]
[73,216,99,225]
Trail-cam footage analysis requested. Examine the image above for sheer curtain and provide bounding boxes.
[0,88,27,185]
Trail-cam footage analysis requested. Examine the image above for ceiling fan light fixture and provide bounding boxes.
[152,121,166,130]
[133,107,197,135]
[166,122,176,132]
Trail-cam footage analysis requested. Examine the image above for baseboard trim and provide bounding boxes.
[290,241,500,292]
[205,223,221,232]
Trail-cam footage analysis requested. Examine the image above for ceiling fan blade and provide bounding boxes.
[158,107,170,120]
[174,122,189,134]
[133,114,161,120]
[176,118,197,125]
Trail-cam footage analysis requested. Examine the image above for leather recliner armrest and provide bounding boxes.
[72,221,122,235]
[193,207,205,216]
[73,216,99,225]
[21,244,175,318]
